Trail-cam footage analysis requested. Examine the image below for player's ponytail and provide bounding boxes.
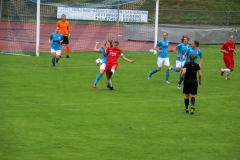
[190,54,195,66]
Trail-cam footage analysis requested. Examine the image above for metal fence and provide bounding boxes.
[158,10,240,26]
[1,2,240,26]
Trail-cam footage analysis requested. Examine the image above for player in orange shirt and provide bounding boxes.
[56,14,70,58]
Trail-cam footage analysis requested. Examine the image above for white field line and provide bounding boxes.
[1,52,31,56]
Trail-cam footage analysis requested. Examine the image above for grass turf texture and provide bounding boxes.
[0,45,240,159]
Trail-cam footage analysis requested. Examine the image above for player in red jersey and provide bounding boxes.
[220,35,237,80]
[105,41,134,90]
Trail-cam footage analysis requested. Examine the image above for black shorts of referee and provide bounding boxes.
[61,36,69,45]
[183,79,198,95]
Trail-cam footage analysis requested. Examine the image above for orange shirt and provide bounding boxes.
[56,20,70,36]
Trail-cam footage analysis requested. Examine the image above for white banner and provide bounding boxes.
[57,7,148,23]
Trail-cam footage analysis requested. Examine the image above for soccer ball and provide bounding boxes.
[149,49,154,54]
[95,58,102,66]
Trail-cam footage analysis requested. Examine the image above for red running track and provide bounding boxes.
[0,21,176,52]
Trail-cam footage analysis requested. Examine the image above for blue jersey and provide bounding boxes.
[156,40,170,58]
[50,33,63,50]
[99,48,108,64]
[176,43,189,62]
[185,47,203,63]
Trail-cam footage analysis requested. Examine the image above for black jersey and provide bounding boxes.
[183,62,200,80]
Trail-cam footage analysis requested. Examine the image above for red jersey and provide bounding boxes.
[221,41,235,57]
[106,47,123,64]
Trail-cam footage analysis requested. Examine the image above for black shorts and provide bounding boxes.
[183,79,198,95]
[61,36,69,45]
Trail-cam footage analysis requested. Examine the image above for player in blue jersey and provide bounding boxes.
[178,40,203,87]
[148,32,173,83]
[92,40,113,89]
[170,36,190,89]
[49,27,63,67]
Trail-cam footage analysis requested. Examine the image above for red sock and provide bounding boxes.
[66,45,70,56]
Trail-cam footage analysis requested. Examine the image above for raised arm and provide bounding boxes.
[93,42,100,52]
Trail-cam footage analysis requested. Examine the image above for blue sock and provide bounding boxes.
[94,73,103,84]
[52,58,55,66]
[166,71,170,81]
[171,67,178,72]
[149,68,158,77]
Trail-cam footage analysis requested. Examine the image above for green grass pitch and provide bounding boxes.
[0,45,240,159]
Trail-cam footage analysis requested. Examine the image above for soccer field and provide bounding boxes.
[0,45,240,159]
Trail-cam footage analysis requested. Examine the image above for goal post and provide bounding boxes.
[154,0,159,54]
[36,0,40,57]
[153,0,159,54]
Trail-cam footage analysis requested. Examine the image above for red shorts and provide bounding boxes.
[223,56,234,69]
[105,63,118,75]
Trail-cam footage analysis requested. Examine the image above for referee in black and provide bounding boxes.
[181,54,202,114]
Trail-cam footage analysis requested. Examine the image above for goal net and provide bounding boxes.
[3,0,156,55]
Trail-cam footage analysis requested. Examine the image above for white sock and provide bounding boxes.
[226,71,230,78]
[221,68,230,72]
[108,79,113,87]
[111,69,115,74]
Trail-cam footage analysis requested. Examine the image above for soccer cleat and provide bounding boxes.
[190,106,195,115]
[169,66,173,70]
[107,84,114,90]
[178,84,181,89]
[166,81,170,83]
[185,109,189,114]
[92,84,97,89]
[226,77,230,80]
[220,69,224,76]
[56,58,59,63]
[66,55,70,58]
[60,56,62,58]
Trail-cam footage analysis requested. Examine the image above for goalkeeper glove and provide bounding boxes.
[68,33,71,38]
